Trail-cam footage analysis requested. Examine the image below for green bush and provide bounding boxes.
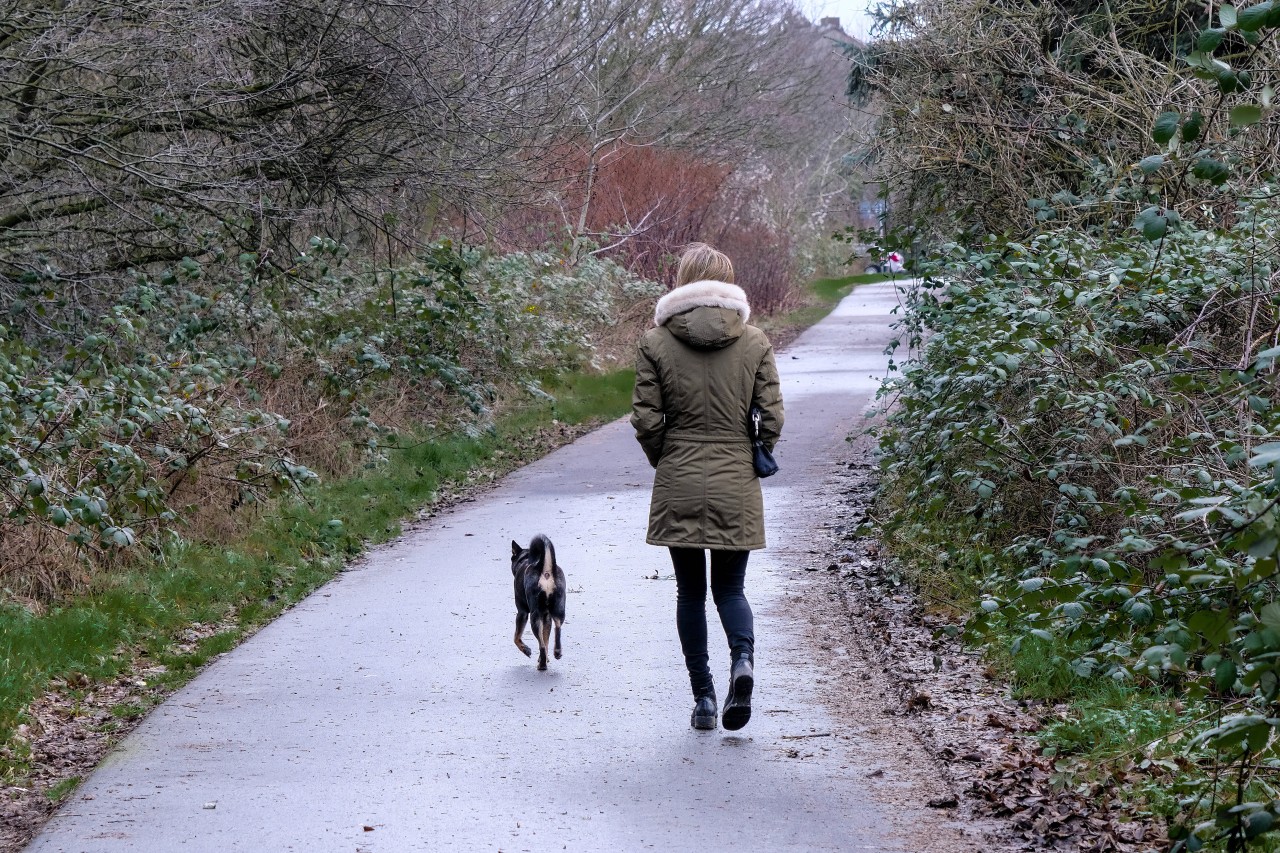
[877,196,1280,848]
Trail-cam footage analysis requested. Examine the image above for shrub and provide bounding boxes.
[877,195,1280,847]
[586,145,732,282]
[0,311,307,600]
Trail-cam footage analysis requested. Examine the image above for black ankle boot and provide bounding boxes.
[691,693,717,730]
[722,655,753,731]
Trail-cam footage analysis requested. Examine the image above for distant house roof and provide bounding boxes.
[816,16,864,49]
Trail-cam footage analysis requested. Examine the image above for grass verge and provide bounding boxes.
[0,368,636,780]
[817,271,900,290]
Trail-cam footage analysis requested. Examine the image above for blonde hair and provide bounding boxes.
[675,242,734,286]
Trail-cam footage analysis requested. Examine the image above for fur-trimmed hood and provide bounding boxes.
[654,280,751,327]
[653,280,750,351]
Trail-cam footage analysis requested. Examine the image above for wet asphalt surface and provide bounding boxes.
[26,283,948,852]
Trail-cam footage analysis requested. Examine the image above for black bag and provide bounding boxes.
[749,405,779,478]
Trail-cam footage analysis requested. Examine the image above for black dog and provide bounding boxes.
[511,535,566,671]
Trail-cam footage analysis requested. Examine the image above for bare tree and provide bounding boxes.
[557,0,835,259]
[0,0,590,336]
[1,0,857,335]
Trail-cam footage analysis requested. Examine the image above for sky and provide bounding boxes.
[809,0,876,41]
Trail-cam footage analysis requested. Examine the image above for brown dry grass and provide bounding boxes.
[172,356,457,547]
[591,297,656,371]
[0,524,92,604]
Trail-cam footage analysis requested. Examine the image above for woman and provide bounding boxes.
[631,243,784,731]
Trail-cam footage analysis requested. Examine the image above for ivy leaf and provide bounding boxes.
[1245,811,1274,840]
[1128,601,1154,625]
[1221,3,1239,27]
[1216,658,1238,692]
[103,526,137,547]
[1238,1,1273,31]
[1248,534,1279,559]
[1255,345,1280,369]
[1152,111,1181,144]
[1135,206,1174,241]
[1261,601,1280,631]
[1230,104,1264,127]
[1061,602,1085,619]
[1250,443,1280,467]
[1191,609,1233,643]
[1189,714,1271,752]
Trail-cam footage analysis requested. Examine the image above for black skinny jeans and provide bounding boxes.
[668,547,754,699]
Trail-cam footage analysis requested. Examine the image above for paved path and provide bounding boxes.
[27,283,963,852]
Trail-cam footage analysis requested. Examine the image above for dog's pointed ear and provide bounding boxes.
[511,539,522,557]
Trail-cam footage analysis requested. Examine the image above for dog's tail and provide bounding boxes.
[530,534,557,598]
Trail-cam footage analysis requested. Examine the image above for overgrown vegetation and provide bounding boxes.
[880,216,1280,846]
[850,0,1280,240]
[861,0,1280,847]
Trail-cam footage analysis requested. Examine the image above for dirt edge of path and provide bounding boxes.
[805,431,1167,853]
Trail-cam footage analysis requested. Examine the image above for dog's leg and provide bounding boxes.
[514,613,531,657]
[542,617,558,666]
[533,614,549,671]
[553,618,563,659]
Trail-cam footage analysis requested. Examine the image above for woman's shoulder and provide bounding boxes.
[741,324,774,351]
[638,325,669,348]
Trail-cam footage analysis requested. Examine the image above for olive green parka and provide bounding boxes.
[631,280,784,550]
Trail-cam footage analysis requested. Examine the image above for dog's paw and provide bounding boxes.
[537,661,547,671]
[554,649,562,659]
[517,644,532,657]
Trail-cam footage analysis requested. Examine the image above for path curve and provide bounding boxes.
[27,282,978,852]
